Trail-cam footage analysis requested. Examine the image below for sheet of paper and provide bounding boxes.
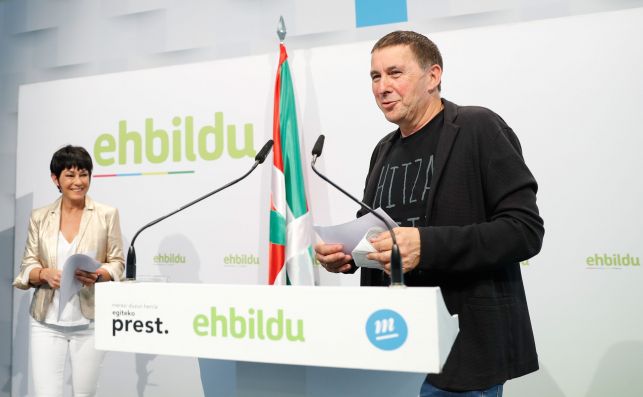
[351,226,386,269]
[313,208,397,254]
[58,253,100,320]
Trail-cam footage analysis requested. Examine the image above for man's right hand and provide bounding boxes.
[314,243,353,273]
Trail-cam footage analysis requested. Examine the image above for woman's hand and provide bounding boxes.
[40,268,62,289]
[75,269,108,287]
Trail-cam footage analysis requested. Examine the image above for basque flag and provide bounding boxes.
[268,43,315,286]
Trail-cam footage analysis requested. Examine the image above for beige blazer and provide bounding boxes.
[13,195,125,321]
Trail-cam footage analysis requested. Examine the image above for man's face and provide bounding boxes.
[370,45,434,133]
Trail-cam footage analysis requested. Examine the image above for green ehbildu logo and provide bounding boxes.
[193,307,305,342]
[154,253,186,265]
[93,113,256,165]
[586,253,640,268]
[223,253,260,266]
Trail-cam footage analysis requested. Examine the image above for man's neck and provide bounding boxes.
[400,97,443,137]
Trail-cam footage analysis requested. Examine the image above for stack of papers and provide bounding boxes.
[58,253,100,320]
[313,208,396,269]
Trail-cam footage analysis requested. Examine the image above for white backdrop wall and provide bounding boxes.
[11,7,643,397]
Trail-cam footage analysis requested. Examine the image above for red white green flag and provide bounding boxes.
[268,43,315,286]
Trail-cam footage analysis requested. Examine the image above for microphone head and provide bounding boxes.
[125,245,136,280]
[312,134,325,157]
[255,139,274,164]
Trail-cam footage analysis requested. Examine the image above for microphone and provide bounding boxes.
[312,134,324,157]
[255,139,274,164]
[310,135,404,287]
[125,139,274,280]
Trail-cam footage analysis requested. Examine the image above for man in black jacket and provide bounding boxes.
[314,31,544,396]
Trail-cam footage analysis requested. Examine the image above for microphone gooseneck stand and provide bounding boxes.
[310,135,404,286]
[125,139,274,280]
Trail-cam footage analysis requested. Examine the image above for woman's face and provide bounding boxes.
[51,167,91,202]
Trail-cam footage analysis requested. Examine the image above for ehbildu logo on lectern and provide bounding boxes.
[192,307,305,342]
[365,309,408,351]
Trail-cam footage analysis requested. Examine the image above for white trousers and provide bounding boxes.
[30,319,106,397]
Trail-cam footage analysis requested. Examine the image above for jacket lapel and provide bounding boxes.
[425,99,460,221]
[75,196,94,253]
[44,198,62,269]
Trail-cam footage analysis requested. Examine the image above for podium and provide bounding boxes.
[95,283,458,396]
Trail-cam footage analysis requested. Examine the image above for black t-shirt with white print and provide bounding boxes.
[370,110,443,286]
[372,110,443,227]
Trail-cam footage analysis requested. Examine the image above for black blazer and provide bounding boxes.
[358,99,544,391]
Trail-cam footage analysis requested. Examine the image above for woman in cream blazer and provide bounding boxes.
[13,145,124,397]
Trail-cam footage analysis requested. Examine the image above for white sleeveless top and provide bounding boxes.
[43,232,90,326]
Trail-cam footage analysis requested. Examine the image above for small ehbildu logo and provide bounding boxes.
[365,309,408,351]
[223,253,260,266]
[153,253,186,265]
[586,253,640,269]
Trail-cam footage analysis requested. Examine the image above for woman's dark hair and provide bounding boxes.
[50,145,93,178]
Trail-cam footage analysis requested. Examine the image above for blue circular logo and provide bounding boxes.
[365,309,408,351]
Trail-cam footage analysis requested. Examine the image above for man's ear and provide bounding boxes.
[427,64,442,92]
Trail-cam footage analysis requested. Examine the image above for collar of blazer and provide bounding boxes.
[363,98,462,221]
[44,195,96,268]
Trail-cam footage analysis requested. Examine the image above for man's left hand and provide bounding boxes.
[367,227,421,274]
